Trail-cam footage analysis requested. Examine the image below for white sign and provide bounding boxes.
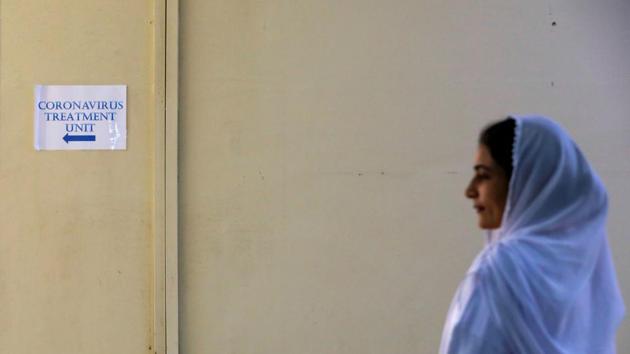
[34,85,127,150]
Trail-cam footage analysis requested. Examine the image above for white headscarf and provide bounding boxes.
[440,116,625,353]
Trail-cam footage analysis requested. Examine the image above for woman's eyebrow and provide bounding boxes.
[474,165,492,172]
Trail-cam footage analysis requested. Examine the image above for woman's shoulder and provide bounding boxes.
[469,238,524,276]
[450,271,492,335]
[440,270,509,353]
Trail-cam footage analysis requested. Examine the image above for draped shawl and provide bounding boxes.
[440,116,625,353]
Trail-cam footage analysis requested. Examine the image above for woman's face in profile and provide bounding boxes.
[465,144,509,229]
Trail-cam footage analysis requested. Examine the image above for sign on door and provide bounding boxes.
[34,85,127,150]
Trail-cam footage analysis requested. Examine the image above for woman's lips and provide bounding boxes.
[474,205,485,213]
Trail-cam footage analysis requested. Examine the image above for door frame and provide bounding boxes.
[154,1,179,353]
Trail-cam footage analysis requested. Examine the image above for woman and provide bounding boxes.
[440,116,625,353]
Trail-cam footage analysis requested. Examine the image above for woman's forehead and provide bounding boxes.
[475,144,498,169]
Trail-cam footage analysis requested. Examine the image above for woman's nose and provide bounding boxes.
[465,180,477,199]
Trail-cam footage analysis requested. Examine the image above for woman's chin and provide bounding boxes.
[479,219,501,230]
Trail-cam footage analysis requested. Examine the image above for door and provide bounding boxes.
[0,1,165,353]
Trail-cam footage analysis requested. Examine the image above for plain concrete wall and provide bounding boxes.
[185,0,630,353]
[178,1,629,353]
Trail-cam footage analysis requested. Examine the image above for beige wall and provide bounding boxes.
[0,1,161,353]
[179,0,630,353]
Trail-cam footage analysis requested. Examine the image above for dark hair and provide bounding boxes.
[479,118,516,181]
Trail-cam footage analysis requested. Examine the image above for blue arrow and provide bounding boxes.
[63,133,96,143]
